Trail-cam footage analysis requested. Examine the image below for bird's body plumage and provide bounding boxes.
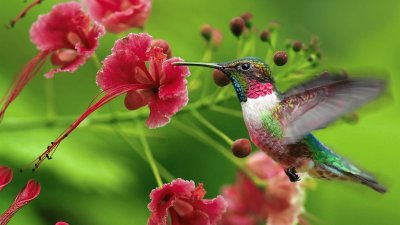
[241,76,387,193]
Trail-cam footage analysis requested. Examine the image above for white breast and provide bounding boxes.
[241,92,279,130]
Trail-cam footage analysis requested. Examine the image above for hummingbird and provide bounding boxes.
[174,57,387,193]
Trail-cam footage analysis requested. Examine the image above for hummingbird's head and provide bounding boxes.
[174,57,274,102]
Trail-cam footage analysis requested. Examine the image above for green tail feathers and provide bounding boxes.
[346,171,387,194]
[319,163,387,194]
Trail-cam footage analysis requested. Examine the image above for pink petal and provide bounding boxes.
[246,151,283,179]
[30,2,87,51]
[55,222,69,225]
[265,176,305,225]
[96,50,141,90]
[159,58,190,99]
[14,179,41,205]
[0,180,41,225]
[148,179,195,225]
[124,90,148,110]
[148,179,226,225]
[192,195,227,224]
[146,92,188,128]
[0,166,13,191]
[30,2,105,78]
[85,0,152,33]
[96,33,153,90]
[113,33,152,61]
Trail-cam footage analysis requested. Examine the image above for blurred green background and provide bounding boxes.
[0,0,399,224]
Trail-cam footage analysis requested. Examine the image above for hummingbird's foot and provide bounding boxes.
[285,167,301,182]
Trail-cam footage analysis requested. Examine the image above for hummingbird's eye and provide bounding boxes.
[241,63,251,71]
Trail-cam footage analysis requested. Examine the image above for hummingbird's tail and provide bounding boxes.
[345,169,387,193]
[312,163,387,194]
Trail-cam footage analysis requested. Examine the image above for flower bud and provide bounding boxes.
[342,112,359,124]
[260,29,271,43]
[240,12,253,29]
[200,24,213,42]
[273,51,288,66]
[268,20,280,32]
[231,138,252,158]
[213,69,230,87]
[230,17,245,37]
[292,40,303,52]
[211,29,223,48]
[152,39,172,59]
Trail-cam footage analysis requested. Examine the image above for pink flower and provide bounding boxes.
[0,2,104,121]
[55,222,69,225]
[0,166,13,192]
[84,0,152,33]
[0,178,41,225]
[219,152,306,225]
[148,179,227,225]
[33,33,190,168]
[30,2,105,78]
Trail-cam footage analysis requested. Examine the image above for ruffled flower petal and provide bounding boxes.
[219,152,306,225]
[84,0,152,33]
[0,166,13,192]
[148,179,226,225]
[29,2,105,78]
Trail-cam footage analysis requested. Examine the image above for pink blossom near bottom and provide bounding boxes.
[219,152,306,225]
[148,179,227,225]
[0,167,41,225]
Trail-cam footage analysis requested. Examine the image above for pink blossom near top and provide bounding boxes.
[33,33,190,168]
[84,0,152,33]
[30,1,105,78]
[0,166,13,192]
[219,152,306,225]
[0,2,104,121]
[0,179,41,225]
[148,178,227,225]
[97,33,190,128]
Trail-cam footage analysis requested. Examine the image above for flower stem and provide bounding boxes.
[173,120,266,187]
[0,93,236,132]
[45,78,55,122]
[114,125,175,182]
[210,105,242,118]
[137,124,163,187]
[191,110,233,146]
[92,53,101,70]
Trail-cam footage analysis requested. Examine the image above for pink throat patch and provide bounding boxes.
[247,81,273,99]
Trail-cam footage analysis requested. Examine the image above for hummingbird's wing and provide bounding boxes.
[274,74,386,144]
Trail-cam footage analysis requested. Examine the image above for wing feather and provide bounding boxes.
[273,74,386,143]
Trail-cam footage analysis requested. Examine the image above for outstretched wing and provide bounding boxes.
[272,73,386,144]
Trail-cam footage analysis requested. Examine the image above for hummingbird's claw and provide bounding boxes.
[285,167,301,182]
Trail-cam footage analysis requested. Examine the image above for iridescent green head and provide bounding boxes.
[174,57,274,102]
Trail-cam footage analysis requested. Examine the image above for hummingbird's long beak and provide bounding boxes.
[173,61,224,70]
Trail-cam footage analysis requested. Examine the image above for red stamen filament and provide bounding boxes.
[138,62,156,83]
[0,50,50,121]
[8,0,44,28]
[28,83,152,170]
